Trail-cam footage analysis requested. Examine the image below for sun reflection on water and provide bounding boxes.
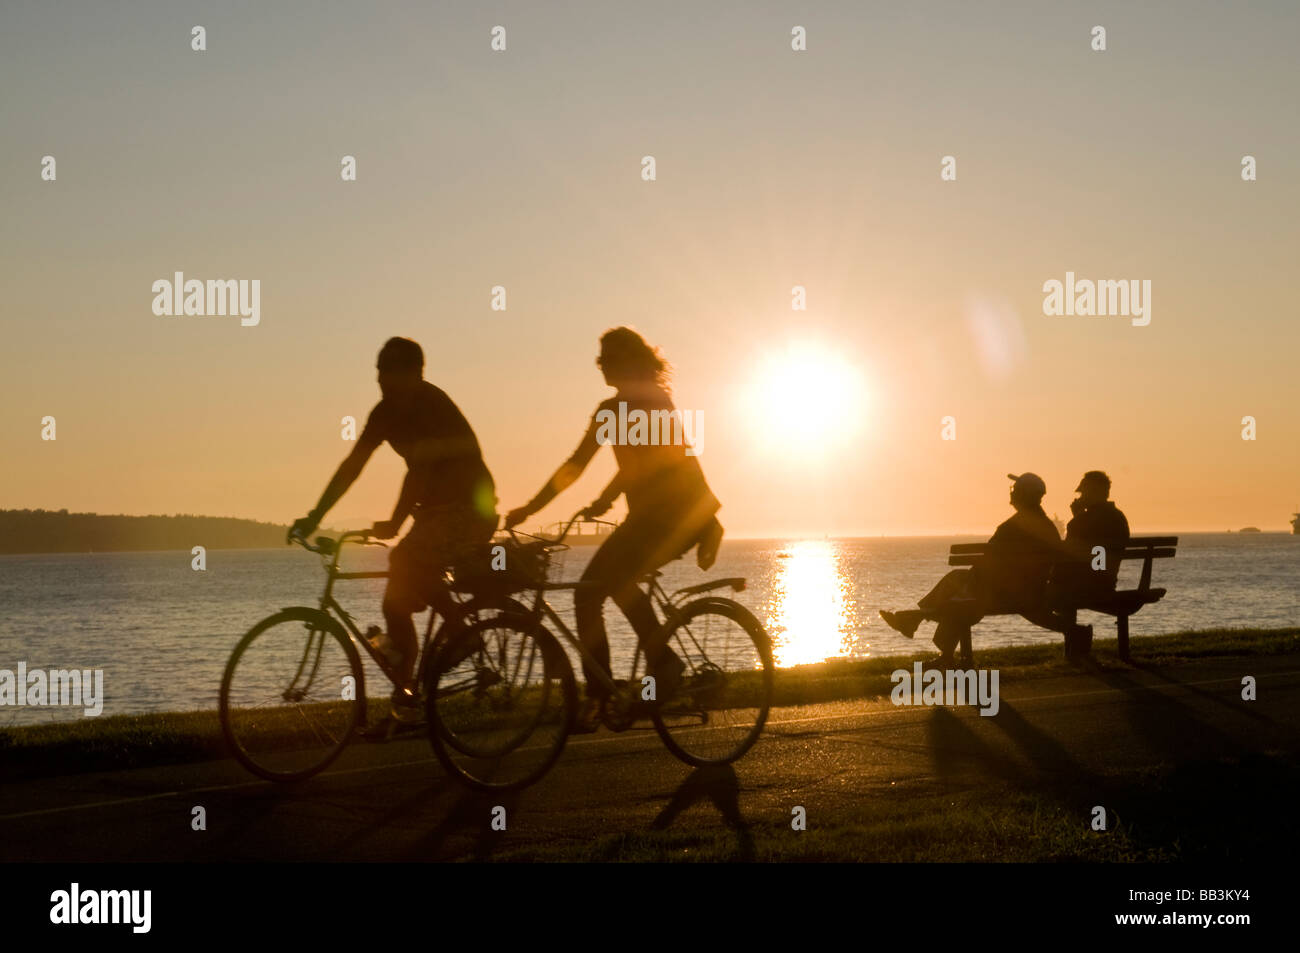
[765,539,860,667]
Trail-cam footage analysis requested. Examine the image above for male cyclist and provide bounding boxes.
[289,337,498,724]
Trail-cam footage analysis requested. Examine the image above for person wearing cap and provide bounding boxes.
[1052,471,1130,601]
[881,472,1084,667]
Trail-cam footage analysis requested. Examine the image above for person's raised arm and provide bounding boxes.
[504,413,603,527]
[288,437,379,541]
[582,472,625,518]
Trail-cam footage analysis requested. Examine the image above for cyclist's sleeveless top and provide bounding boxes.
[591,387,719,524]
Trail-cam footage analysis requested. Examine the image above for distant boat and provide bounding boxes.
[1292,509,1299,535]
[1239,527,1262,533]
[1051,513,1066,536]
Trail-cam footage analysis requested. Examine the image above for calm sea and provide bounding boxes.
[1,533,1296,726]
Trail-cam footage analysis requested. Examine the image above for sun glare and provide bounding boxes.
[765,539,856,666]
[743,341,867,458]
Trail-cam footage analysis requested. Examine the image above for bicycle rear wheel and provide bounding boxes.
[652,598,773,766]
[220,607,364,782]
[425,613,575,791]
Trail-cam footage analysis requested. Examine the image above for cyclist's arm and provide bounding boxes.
[308,437,379,524]
[586,473,624,515]
[388,466,424,527]
[519,415,603,517]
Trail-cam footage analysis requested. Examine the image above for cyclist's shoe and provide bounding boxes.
[365,626,404,669]
[572,696,604,734]
[390,686,424,726]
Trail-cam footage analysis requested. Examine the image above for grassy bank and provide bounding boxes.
[2,626,1296,784]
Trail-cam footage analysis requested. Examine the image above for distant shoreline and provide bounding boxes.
[0,521,1293,556]
[0,509,317,556]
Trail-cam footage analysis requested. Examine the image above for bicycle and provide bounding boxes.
[424,512,775,791]
[218,528,529,782]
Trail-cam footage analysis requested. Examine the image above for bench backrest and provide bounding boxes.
[949,536,1178,591]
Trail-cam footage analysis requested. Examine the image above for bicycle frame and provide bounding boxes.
[294,530,452,685]
[504,515,746,701]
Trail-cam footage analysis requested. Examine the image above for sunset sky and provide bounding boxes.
[2,1,1297,537]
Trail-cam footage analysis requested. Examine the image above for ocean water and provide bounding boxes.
[0,533,1295,726]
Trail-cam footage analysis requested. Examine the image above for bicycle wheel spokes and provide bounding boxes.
[653,599,774,767]
[427,615,575,791]
[220,611,363,781]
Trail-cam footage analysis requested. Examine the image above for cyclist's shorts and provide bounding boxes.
[386,505,497,612]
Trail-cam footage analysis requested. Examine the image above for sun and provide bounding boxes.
[741,340,867,458]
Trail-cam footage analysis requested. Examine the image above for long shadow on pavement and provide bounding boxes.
[650,764,754,861]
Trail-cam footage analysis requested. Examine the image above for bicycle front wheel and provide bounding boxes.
[220,607,364,782]
[426,614,575,791]
[652,598,774,767]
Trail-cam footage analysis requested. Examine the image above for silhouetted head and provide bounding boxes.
[377,337,423,400]
[1006,472,1046,510]
[1075,470,1111,505]
[597,327,670,392]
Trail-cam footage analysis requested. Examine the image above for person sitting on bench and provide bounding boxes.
[880,472,1089,668]
[1045,471,1131,654]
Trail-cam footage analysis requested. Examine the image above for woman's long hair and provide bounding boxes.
[597,326,671,392]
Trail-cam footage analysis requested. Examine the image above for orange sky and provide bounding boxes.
[2,2,1297,536]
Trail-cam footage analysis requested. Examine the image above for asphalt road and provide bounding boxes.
[3,655,1297,861]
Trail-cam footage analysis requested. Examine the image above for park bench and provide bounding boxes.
[946,536,1178,661]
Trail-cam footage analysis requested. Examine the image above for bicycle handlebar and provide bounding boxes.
[289,528,388,556]
[506,510,588,547]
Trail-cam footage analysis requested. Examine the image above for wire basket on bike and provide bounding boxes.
[447,535,554,596]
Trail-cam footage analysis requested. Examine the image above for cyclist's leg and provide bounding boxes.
[574,539,621,700]
[627,507,718,670]
[386,507,493,686]
[428,507,497,621]
[384,528,432,689]
[576,514,673,696]
[387,507,478,676]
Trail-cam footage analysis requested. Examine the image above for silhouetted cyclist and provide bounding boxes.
[289,337,497,724]
[505,327,723,732]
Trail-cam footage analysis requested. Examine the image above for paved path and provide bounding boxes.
[2,655,1296,861]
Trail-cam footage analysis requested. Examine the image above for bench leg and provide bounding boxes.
[1117,615,1130,662]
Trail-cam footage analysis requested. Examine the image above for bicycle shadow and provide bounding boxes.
[925,701,1107,811]
[324,777,516,862]
[649,764,755,861]
[1087,666,1252,759]
[400,788,520,861]
[1125,657,1275,725]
